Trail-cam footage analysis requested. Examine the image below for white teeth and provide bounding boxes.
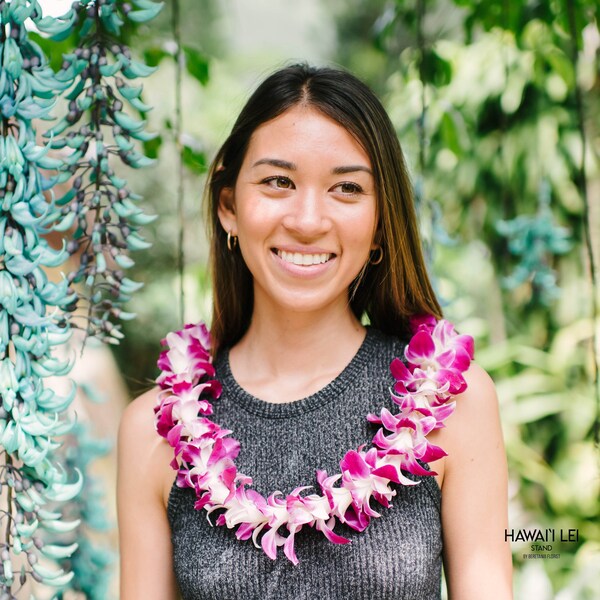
[277,250,332,266]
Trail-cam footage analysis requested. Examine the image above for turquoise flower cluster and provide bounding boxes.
[43,0,162,342]
[497,179,572,305]
[1,0,162,595]
[1,0,80,591]
[62,420,114,599]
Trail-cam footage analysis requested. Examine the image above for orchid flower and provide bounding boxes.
[154,316,474,563]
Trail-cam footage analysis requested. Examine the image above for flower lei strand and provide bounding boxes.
[154,315,474,565]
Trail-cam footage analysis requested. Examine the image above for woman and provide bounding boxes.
[118,64,512,599]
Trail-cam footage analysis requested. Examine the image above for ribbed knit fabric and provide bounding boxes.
[167,327,443,600]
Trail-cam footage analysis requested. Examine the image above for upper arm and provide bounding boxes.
[439,363,513,599]
[117,388,179,600]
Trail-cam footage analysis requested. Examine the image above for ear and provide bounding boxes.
[217,186,237,235]
[370,226,382,251]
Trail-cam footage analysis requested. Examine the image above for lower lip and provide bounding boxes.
[271,251,336,278]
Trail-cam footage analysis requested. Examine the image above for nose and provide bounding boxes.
[281,189,331,237]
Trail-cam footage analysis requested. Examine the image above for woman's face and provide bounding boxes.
[218,105,378,316]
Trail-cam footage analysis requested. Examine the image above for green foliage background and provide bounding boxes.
[37,0,599,596]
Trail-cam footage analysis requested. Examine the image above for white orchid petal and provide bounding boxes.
[154,317,472,563]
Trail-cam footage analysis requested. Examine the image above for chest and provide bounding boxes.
[167,374,443,599]
[165,332,444,598]
[169,479,443,600]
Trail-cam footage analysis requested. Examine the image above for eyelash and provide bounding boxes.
[334,182,363,196]
[262,176,294,189]
[261,177,364,196]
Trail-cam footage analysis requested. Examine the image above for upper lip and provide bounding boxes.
[272,245,336,255]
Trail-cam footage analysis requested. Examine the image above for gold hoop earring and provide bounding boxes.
[369,246,383,265]
[227,230,238,251]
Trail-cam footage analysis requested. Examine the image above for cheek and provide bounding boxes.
[234,200,277,270]
[345,205,378,251]
[236,197,273,236]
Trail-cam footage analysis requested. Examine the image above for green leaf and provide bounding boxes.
[440,111,463,155]
[504,394,566,424]
[143,134,163,159]
[182,144,207,175]
[420,49,452,87]
[143,47,171,68]
[183,46,209,86]
[545,48,575,89]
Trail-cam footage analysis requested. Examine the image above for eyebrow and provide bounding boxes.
[331,165,373,176]
[252,158,296,170]
[252,158,373,176]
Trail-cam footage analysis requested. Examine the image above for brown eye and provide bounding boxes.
[275,177,292,189]
[263,176,294,190]
[336,182,362,195]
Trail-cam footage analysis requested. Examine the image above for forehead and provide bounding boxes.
[244,106,371,167]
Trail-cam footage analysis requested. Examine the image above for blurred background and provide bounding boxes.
[30,0,600,597]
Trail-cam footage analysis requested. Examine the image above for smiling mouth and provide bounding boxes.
[273,249,334,266]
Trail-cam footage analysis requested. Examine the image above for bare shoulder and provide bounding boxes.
[443,362,503,453]
[461,361,498,403]
[118,387,162,462]
[119,387,161,443]
[429,362,503,487]
[453,362,499,422]
[118,387,174,507]
[451,362,500,431]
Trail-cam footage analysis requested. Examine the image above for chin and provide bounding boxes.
[269,290,350,316]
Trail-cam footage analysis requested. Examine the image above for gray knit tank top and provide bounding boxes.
[167,328,443,600]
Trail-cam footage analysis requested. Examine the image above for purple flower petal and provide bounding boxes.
[340,450,370,479]
[405,330,435,364]
[283,528,300,565]
[154,317,474,564]
[390,357,411,381]
[342,505,370,532]
[371,464,401,484]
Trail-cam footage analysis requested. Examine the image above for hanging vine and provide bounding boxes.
[44,0,162,344]
[1,0,80,593]
[406,0,454,277]
[1,0,162,596]
[494,2,574,307]
[564,0,599,445]
[172,0,186,324]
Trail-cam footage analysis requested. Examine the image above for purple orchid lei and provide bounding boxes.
[154,315,474,564]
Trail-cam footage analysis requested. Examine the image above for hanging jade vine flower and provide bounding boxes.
[1,0,162,596]
[496,179,573,305]
[42,0,162,343]
[61,420,114,599]
[0,0,84,594]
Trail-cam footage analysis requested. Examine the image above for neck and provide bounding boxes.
[230,293,366,387]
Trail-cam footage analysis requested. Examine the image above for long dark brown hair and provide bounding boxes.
[205,64,442,352]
